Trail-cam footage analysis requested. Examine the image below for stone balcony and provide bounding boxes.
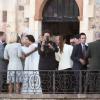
[0,94,100,100]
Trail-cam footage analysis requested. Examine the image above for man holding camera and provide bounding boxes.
[38,31,58,93]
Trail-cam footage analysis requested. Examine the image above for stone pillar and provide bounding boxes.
[0,0,3,31]
[34,21,42,41]
[6,0,17,33]
[31,0,42,41]
[28,0,35,35]
[95,0,100,33]
[80,0,94,43]
[80,0,89,33]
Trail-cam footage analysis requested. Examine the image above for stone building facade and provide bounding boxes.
[0,0,98,42]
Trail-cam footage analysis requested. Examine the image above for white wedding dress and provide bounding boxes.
[21,43,42,94]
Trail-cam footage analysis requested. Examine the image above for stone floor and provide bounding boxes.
[0,94,100,100]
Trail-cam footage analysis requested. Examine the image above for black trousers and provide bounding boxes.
[40,69,74,94]
[40,71,54,93]
[0,71,7,92]
[85,71,100,93]
[73,69,87,93]
[55,68,74,94]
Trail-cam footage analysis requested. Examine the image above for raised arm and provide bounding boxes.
[23,47,38,57]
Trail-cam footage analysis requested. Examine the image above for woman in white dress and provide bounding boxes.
[21,35,42,94]
[4,32,23,93]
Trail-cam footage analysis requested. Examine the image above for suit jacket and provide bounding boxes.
[71,43,88,70]
[87,40,100,70]
[0,43,8,71]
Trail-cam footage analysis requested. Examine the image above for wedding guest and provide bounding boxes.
[21,35,42,94]
[0,31,8,93]
[57,36,73,93]
[38,31,58,93]
[71,33,88,93]
[4,32,23,93]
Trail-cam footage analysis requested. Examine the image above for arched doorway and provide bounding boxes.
[42,0,80,41]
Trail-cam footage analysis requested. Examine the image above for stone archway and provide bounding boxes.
[42,0,80,40]
[34,0,83,21]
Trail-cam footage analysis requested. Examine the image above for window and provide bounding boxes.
[24,18,29,23]
[19,6,24,11]
[2,11,7,22]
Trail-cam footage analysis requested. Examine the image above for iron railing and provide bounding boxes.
[0,70,100,94]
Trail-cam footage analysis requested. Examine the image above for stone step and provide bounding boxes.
[0,94,100,100]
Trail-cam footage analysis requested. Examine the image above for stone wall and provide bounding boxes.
[95,0,100,32]
[0,94,100,100]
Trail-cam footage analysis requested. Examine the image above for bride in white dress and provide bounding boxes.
[21,35,42,94]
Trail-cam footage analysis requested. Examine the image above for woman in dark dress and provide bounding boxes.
[38,32,58,93]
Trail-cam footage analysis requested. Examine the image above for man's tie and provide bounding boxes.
[82,45,86,58]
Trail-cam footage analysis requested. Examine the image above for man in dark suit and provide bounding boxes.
[74,34,80,45]
[71,33,88,93]
[0,31,8,93]
[86,32,100,93]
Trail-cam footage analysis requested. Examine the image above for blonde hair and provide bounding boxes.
[6,32,18,43]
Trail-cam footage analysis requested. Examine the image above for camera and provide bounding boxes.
[45,36,50,46]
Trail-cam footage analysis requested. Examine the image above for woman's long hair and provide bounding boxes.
[59,36,66,53]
